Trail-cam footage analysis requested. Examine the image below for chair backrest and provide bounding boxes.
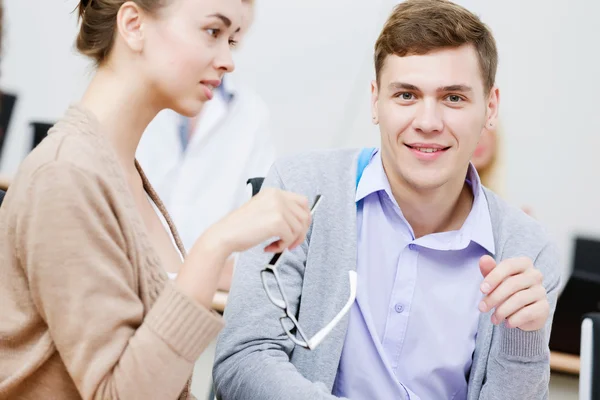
[0,189,5,207]
[580,312,600,400]
[0,92,18,155]
[247,178,264,197]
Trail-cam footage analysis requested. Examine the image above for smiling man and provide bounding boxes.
[213,1,560,399]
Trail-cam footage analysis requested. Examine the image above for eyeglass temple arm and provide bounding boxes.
[305,270,357,350]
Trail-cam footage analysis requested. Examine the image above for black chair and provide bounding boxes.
[0,189,5,207]
[247,178,265,197]
[580,312,600,399]
[30,121,54,150]
[0,92,18,161]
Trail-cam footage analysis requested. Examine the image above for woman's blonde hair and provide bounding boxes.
[477,125,505,195]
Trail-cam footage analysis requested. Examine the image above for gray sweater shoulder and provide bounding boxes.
[269,148,361,194]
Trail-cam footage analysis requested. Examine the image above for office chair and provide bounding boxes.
[580,312,600,400]
[247,177,265,197]
[0,92,18,156]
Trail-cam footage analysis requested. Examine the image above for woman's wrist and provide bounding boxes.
[174,229,232,308]
[194,223,234,261]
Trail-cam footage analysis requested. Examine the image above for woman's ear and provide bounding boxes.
[115,1,145,54]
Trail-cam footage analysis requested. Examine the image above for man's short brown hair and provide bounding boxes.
[374,0,498,94]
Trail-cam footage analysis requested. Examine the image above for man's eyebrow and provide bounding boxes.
[387,82,474,93]
[437,84,473,93]
[388,82,421,92]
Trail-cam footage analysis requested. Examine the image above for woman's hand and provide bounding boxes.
[176,188,312,308]
[206,188,312,255]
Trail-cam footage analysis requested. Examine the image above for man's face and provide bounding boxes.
[372,45,499,192]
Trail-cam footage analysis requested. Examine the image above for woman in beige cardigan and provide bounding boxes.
[0,0,311,399]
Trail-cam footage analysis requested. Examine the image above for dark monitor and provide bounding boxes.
[574,237,600,276]
[550,237,600,355]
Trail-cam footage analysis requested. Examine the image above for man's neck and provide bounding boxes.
[382,155,474,239]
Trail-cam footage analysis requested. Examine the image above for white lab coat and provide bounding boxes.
[137,75,276,252]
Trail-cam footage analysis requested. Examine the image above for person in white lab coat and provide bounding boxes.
[137,0,274,291]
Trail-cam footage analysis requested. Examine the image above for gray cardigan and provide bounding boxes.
[213,148,561,400]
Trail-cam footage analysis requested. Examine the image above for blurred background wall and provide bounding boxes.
[1,0,599,283]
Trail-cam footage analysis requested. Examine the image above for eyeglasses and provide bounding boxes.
[260,195,358,350]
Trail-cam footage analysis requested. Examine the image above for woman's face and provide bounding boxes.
[135,0,243,116]
[239,0,255,39]
[472,126,497,171]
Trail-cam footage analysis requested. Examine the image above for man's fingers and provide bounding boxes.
[480,257,531,295]
[504,299,549,330]
[479,268,542,312]
[491,285,545,323]
[479,255,496,280]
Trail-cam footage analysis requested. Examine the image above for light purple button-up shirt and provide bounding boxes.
[332,150,495,400]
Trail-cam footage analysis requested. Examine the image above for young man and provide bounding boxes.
[213,1,560,399]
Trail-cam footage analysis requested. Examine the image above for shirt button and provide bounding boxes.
[394,303,404,313]
[408,244,416,250]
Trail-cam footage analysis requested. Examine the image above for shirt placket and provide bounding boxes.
[382,244,419,375]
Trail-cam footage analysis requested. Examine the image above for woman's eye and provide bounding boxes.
[206,28,220,38]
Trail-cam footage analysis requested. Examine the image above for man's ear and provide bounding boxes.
[371,80,380,125]
[485,86,500,130]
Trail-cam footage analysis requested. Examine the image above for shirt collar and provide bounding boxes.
[355,150,390,202]
[461,164,495,254]
[355,149,495,255]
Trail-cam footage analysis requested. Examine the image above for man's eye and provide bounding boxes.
[446,95,463,103]
[397,92,414,100]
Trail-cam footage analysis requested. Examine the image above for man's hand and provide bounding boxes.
[478,255,549,331]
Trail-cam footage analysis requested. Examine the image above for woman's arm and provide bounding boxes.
[17,162,222,400]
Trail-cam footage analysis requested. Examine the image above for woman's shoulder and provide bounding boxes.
[20,106,113,177]
[8,105,123,206]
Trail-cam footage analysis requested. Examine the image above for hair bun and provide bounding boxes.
[76,0,164,65]
[77,0,91,20]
